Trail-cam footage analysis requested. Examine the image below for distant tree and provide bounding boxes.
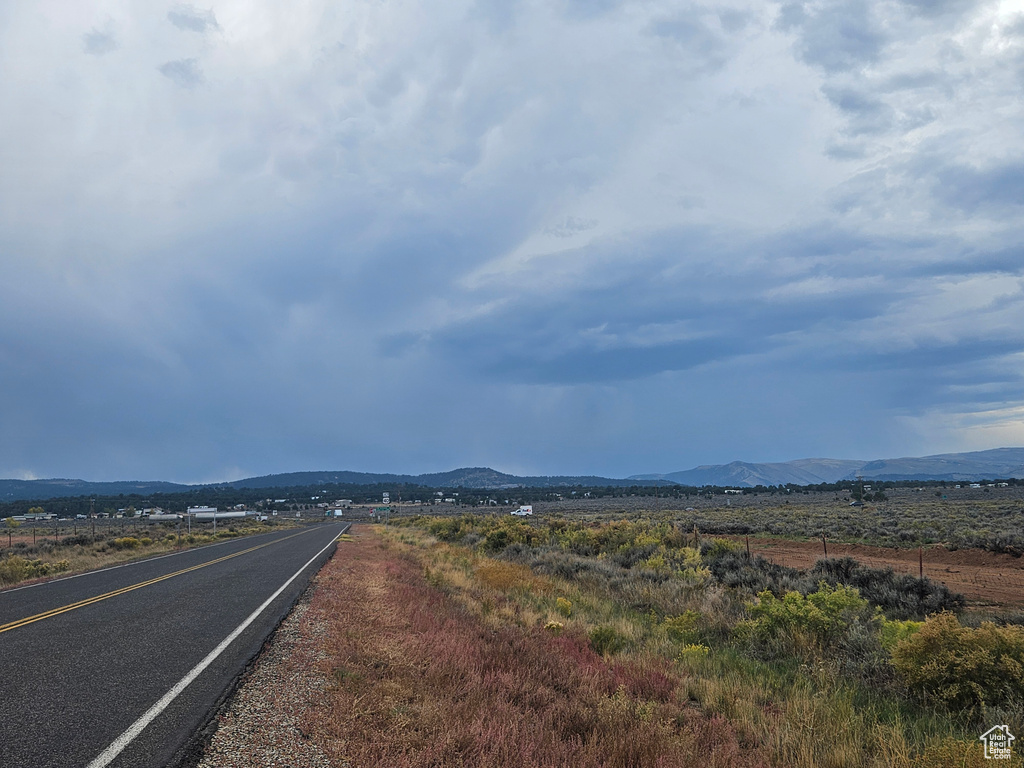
[28,506,44,517]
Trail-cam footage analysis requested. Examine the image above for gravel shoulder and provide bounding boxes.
[194,583,334,768]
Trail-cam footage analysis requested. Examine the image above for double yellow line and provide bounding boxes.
[0,531,308,635]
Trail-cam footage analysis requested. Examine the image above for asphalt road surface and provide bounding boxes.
[0,523,348,768]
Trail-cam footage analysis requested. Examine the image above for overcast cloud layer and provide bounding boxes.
[2,0,1024,482]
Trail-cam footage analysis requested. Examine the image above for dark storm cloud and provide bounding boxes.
[402,226,941,385]
[778,0,887,73]
[2,0,1024,480]
[935,162,1024,212]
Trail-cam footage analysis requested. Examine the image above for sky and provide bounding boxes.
[2,0,1024,483]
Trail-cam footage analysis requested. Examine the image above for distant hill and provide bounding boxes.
[852,447,1024,482]
[635,447,1024,487]
[3,447,1024,501]
[0,467,653,501]
[633,458,865,487]
[222,467,651,491]
[0,478,189,502]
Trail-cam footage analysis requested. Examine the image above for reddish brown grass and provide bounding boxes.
[301,527,769,768]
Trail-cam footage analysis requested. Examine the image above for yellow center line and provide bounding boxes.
[0,530,310,635]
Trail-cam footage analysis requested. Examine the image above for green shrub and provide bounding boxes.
[555,597,572,617]
[810,557,964,619]
[891,612,1024,710]
[590,625,626,655]
[663,610,701,644]
[0,556,31,584]
[678,643,710,661]
[879,617,923,651]
[700,538,743,560]
[738,582,881,664]
[484,529,509,552]
[0,556,70,585]
[747,582,870,642]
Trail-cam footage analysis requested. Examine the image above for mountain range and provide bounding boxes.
[630,447,1024,486]
[2,447,1023,501]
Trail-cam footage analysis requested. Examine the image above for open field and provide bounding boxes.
[205,526,768,768]
[511,486,1024,551]
[739,537,1024,609]
[201,518,1024,768]
[0,518,301,588]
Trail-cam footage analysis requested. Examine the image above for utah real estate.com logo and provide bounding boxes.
[980,725,1015,760]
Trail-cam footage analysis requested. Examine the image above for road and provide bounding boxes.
[0,523,348,768]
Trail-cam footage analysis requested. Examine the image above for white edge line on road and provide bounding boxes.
[85,525,346,768]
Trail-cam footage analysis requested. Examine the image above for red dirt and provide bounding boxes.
[738,537,1024,608]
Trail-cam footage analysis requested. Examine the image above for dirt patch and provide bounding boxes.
[737,537,1024,608]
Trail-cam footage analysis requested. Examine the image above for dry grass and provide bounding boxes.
[300,526,769,768]
[0,521,296,587]
[398,522,1020,768]
[283,523,1021,768]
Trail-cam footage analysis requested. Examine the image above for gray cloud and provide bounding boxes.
[649,12,729,71]
[83,28,118,56]
[2,0,1024,480]
[822,86,895,135]
[158,58,203,88]
[545,216,598,238]
[167,4,220,34]
[899,0,976,18]
[935,162,1024,212]
[781,0,887,73]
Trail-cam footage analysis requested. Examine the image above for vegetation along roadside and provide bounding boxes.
[206,517,1024,767]
[0,517,297,588]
